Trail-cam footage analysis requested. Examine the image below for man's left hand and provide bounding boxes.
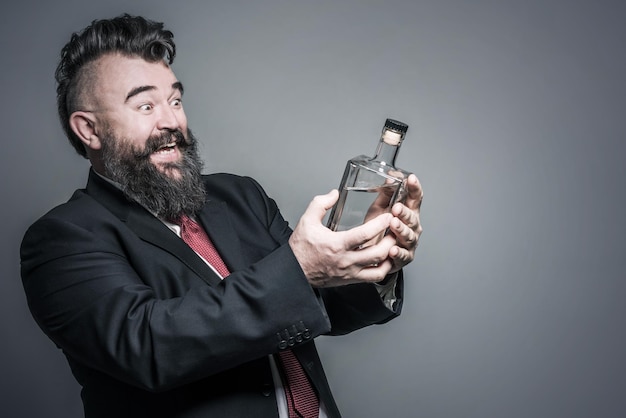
[387,174,423,273]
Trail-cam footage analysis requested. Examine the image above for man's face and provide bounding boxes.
[79,54,207,219]
[89,54,189,179]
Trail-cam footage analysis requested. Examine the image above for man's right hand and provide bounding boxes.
[288,190,396,288]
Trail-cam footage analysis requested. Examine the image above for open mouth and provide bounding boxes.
[155,142,177,153]
[150,141,182,166]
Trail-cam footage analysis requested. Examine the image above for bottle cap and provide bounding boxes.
[384,118,409,134]
[382,118,408,145]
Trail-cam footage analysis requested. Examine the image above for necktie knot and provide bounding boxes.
[173,213,197,230]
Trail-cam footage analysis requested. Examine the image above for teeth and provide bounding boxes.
[157,142,176,151]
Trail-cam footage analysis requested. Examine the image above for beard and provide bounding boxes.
[100,126,207,221]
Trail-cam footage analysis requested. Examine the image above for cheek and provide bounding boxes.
[131,121,160,144]
[112,115,154,142]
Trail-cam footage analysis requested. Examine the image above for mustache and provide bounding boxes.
[134,130,190,159]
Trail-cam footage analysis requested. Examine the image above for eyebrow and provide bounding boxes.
[125,82,185,102]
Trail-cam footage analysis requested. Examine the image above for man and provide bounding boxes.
[21,14,423,418]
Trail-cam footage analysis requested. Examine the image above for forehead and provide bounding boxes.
[92,54,179,102]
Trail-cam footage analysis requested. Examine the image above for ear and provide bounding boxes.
[69,111,102,150]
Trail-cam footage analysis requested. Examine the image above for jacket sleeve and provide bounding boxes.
[243,177,404,337]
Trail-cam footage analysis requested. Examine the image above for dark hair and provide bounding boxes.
[55,14,176,157]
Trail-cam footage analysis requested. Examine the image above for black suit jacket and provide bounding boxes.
[21,170,403,417]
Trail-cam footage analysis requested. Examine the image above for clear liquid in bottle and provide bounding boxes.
[326,118,411,247]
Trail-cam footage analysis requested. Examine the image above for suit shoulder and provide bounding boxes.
[202,173,269,201]
[20,188,122,269]
[21,185,124,257]
[30,188,108,225]
[202,173,259,188]
[201,173,282,226]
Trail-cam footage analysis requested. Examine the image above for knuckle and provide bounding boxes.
[336,257,351,270]
[371,254,385,265]
[395,249,408,262]
[327,240,339,252]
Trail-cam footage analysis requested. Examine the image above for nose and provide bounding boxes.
[156,105,182,131]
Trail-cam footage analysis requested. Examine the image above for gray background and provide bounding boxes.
[2,0,625,417]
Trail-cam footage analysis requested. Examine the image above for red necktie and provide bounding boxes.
[176,214,319,417]
[278,350,320,418]
[178,214,230,278]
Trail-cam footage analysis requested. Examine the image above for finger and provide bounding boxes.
[389,212,422,245]
[389,218,413,248]
[350,234,395,265]
[392,204,423,241]
[342,212,392,249]
[391,202,416,229]
[354,258,394,282]
[403,174,423,210]
[388,245,413,273]
[303,190,339,222]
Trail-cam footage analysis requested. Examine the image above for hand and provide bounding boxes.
[387,174,423,273]
[289,190,397,287]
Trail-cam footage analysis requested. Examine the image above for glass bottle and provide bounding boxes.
[326,118,411,245]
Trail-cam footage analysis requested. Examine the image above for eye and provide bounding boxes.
[139,103,153,112]
[171,98,182,107]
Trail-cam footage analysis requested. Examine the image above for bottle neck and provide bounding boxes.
[372,140,401,166]
[372,127,403,166]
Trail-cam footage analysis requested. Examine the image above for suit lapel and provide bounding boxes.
[197,200,248,272]
[86,170,223,286]
[126,209,223,286]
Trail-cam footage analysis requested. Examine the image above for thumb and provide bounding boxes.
[304,189,339,222]
[343,212,393,249]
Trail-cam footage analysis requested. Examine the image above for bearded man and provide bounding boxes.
[20,14,423,418]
